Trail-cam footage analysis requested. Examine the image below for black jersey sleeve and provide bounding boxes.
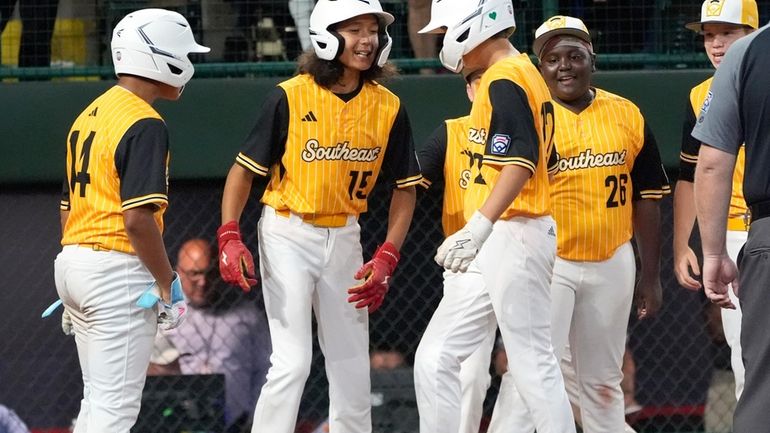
[417,122,448,187]
[237,87,289,176]
[631,121,670,201]
[485,79,540,173]
[114,118,169,208]
[381,104,422,188]
[678,97,699,183]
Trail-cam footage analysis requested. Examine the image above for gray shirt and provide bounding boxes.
[0,406,29,433]
[692,23,770,206]
[164,300,272,425]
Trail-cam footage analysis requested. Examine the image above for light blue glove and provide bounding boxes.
[41,299,75,336]
[137,272,188,330]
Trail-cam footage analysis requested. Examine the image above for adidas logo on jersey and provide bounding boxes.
[547,226,556,237]
[301,111,318,122]
[88,107,98,117]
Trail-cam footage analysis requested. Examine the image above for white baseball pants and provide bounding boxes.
[725,229,746,398]
[459,329,495,433]
[415,216,575,433]
[251,207,370,433]
[414,270,495,433]
[54,245,157,433]
[489,242,636,433]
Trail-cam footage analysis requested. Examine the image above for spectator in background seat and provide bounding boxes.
[149,238,271,431]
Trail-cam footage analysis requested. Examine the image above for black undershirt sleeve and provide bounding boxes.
[679,98,699,183]
[417,122,448,186]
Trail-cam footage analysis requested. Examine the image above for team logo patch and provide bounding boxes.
[546,16,567,30]
[490,134,511,155]
[706,0,725,17]
[698,91,713,124]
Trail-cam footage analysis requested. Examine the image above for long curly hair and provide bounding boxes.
[296,50,398,88]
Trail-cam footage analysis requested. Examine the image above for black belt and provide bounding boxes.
[750,200,770,224]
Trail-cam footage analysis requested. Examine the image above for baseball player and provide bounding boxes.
[486,16,669,433]
[414,68,497,433]
[673,0,757,400]
[216,1,422,432]
[415,1,576,432]
[52,9,208,432]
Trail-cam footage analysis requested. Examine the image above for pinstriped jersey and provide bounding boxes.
[236,74,422,216]
[464,54,555,221]
[60,85,169,254]
[551,88,669,261]
[419,115,472,237]
[679,77,748,219]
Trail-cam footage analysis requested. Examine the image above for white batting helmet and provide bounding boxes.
[419,0,516,73]
[685,0,759,32]
[308,0,395,67]
[111,9,210,88]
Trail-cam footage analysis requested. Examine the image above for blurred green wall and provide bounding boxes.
[1,70,711,184]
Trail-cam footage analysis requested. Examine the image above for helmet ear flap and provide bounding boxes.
[330,30,345,60]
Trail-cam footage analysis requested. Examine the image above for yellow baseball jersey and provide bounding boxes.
[60,85,169,254]
[236,74,422,217]
[418,116,473,237]
[551,89,670,261]
[464,54,555,221]
[679,77,748,221]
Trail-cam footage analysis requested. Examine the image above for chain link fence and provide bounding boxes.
[0,178,738,433]
[2,0,770,78]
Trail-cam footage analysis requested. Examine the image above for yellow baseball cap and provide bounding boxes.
[685,0,758,31]
[533,15,592,58]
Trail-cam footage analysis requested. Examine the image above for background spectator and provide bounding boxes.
[149,238,271,430]
[0,404,29,433]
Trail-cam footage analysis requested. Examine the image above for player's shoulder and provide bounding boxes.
[445,114,471,128]
[73,86,162,130]
[279,73,314,91]
[485,53,538,81]
[364,80,400,103]
[594,88,642,114]
[690,76,714,95]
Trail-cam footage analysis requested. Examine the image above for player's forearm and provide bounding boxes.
[694,146,735,257]
[384,186,416,250]
[633,199,662,277]
[478,165,530,222]
[124,206,174,301]
[221,164,255,224]
[59,210,69,235]
[672,180,697,254]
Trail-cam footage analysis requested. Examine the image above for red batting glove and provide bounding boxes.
[347,242,400,313]
[217,221,258,292]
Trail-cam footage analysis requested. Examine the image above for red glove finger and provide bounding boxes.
[348,242,399,312]
[239,255,259,290]
[349,262,376,294]
[353,261,375,283]
[352,292,385,313]
[347,283,387,304]
[217,221,258,292]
